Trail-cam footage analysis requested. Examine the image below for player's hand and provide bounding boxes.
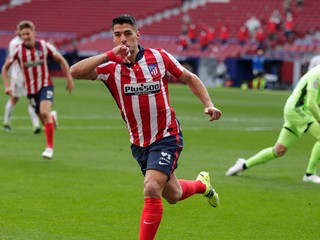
[106,45,131,64]
[204,106,222,121]
[4,86,12,96]
[66,79,74,94]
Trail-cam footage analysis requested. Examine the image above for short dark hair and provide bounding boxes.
[18,20,35,31]
[112,14,138,30]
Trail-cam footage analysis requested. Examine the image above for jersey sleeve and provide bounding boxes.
[95,63,114,81]
[7,45,19,63]
[159,49,185,78]
[45,41,59,57]
[8,40,16,54]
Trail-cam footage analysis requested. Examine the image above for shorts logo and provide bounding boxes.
[124,82,160,95]
[46,90,53,99]
[159,151,171,166]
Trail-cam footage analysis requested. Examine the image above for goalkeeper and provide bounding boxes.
[226,64,320,184]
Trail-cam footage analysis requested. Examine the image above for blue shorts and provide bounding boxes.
[27,86,54,114]
[131,132,184,177]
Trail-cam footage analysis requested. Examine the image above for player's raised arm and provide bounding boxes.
[70,53,104,80]
[70,45,130,80]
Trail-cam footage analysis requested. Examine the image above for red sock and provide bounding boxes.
[139,198,163,240]
[178,179,206,201]
[44,123,54,148]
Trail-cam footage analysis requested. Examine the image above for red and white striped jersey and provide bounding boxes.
[96,47,185,147]
[8,39,58,95]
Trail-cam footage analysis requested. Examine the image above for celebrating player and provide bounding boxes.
[2,20,74,159]
[70,14,222,240]
[3,24,40,133]
[226,64,320,184]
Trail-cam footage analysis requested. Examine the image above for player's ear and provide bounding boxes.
[136,31,140,40]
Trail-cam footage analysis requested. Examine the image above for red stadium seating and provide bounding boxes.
[0,0,181,46]
[0,0,319,60]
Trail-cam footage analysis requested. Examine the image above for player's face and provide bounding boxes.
[20,28,35,47]
[113,23,140,53]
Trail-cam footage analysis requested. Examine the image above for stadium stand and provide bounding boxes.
[1,0,319,57]
[0,0,181,47]
[0,0,319,88]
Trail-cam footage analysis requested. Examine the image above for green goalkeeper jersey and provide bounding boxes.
[285,64,320,121]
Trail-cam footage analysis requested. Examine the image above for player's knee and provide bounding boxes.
[39,111,50,123]
[163,192,181,205]
[274,144,287,157]
[165,198,178,205]
[143,180,162,198]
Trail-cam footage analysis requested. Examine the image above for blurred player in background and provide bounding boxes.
[226,64,320,184]
[2,20,74,159]
[251,49,266,90]
[70,14,222,240]
[308,54,320,70]
[3,24,40,133]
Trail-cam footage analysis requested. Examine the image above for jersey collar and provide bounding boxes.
[124,45,144,67]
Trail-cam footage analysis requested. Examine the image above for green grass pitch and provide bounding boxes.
[0,77,319,239]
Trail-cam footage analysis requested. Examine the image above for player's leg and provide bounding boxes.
[138,133,183,240]
[40,100,54,159]
[226,127,299,176]
[259,76,266,90]
[139,169,167,240]
[3,74,22,131]
[38,86,55,159]
[28,104,41,134]
[252,78,258,89]
[14,74,40,133]
[161,172,182,203]
[3,96,19,131]
[247,127,299,167]
[303,122,320,183]
[162,171,219,207]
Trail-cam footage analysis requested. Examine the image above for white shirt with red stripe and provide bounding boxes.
[8,39,58,95]
[8,36,23,82]
[96,47,185,147]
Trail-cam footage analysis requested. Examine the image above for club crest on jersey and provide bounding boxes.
[148,64,159,76]
[124,82,160,95]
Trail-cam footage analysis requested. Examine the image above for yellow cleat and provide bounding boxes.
[196,171,219,207]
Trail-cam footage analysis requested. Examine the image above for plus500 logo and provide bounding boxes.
[124,82,160,95]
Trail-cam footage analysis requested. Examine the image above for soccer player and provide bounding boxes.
[251,49,266,90]
[226,64,320,184]
[2,20,74,159]
[70,14,222,240]
[3,24,40,133]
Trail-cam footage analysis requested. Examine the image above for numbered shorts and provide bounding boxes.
[131,132,184,177]
[27,86,54,114]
